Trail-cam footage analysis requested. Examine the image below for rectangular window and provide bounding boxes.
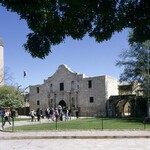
[36,87,39,93]
[37,100,40,105]
[89,97,94,103]
[50,84,53,92]
[71,81,74,90]
[60,82,64,91]
[88,80,92,88]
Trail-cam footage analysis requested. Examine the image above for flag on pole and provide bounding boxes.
[23,71,27,77]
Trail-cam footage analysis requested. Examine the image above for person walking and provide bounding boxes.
[29,110,36,122]
[2,108,11,129]
[76,109,79,119]
[54,108,59,121]
[36,108,41,122]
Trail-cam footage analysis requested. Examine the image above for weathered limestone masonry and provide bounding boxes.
[29,64,119,117]
[0,38,4,86]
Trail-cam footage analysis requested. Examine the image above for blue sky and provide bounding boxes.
[0,5,129,90]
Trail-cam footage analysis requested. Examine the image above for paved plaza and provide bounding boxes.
[1,138,150,150]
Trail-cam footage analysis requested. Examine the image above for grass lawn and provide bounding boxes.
[5,117,150,131]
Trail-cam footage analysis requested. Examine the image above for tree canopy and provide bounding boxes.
[116,40,150,95]
[0,85,25,109]
[0,0,149,59]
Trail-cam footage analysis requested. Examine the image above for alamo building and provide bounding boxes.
[29,64,145,117]
[29,64,119,117]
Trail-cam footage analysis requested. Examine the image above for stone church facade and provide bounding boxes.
[29,64,119,117]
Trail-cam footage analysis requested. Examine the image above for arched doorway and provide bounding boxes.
[108,95,137,117]
[115,100,131,117]
[59,100,66,108]
[124,101,131,116]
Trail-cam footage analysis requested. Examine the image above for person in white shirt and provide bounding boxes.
[2,108,11,128]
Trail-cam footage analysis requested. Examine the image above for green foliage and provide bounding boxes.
[0,0,149,58]
[116,40,150,95]
[0,85,25,108]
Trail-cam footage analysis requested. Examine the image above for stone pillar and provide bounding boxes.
[76,91,79,108]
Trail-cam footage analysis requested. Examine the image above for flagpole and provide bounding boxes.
[23,71,27,115]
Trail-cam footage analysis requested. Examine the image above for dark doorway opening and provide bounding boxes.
[59,100,66,108]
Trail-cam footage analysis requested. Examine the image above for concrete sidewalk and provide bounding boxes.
[1,118,150,140]
[1,130,150,140]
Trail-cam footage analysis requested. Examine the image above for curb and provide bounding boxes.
[1,135,150,140]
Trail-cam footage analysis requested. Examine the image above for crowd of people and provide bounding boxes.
[0,105,80,131]
[0,106,79,129]
[29,106,73,122]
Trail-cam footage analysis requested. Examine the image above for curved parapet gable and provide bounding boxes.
[57,64,76,74]
[45,64,91,84]
[46,64,79,82]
